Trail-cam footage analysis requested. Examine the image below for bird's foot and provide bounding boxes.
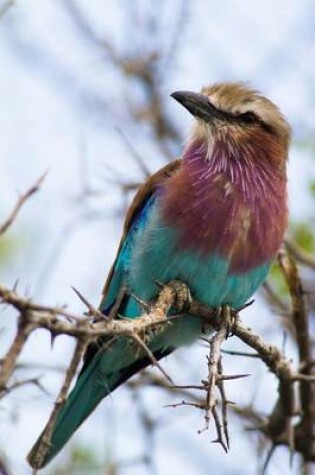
[213,304,237,337]
[167,279,192,313]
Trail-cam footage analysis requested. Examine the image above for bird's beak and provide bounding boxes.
[171,90,224,122]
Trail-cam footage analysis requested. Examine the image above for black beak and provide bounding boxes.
[171,90,225,122]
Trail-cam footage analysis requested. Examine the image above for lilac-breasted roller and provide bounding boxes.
[28,82,291,468]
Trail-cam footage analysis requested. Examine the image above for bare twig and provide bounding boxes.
[262,280,289,315]
[2,376,49,399]
[165,306,236,452]
[115,126,152,178]
[0,173,47,236]
[200,324,229,452]
[0,359,67,373]
[285,239,315,271]
[278,247,315,460]
[0,451,12,475]
[71,286,107,322]
[0,313,34,396]
[0,0,14,19]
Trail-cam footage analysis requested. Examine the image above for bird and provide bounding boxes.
[28,82,291,468]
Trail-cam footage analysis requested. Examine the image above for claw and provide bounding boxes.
[210,305,237,336]
[167,279,192,312]
[220,305,237,337]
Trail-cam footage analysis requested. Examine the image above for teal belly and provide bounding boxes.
[128,206,270,309]
[126,206,270,349]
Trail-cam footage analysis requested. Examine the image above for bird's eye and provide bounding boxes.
[240,111,257,123]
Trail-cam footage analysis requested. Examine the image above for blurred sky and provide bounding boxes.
[0,1,315,474]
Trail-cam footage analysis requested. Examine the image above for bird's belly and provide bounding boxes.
[127,208,270,349]
[128,208,270,311]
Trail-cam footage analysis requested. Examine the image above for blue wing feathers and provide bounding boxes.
[99,194,157,315]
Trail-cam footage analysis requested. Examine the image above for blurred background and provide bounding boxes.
[0,1,315,474]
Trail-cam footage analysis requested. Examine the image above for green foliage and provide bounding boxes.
[290,221,315,253]
[268,261,288,296]
[0,234,19,267]
[268,220,315,297]
[51,444,102,475]
[309,180,315,198]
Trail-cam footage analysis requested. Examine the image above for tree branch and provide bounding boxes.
[0,173,46,236]
[1,277,314,464]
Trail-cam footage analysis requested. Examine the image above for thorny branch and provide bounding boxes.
[165,306,246,453]
[1,270,315,468]
[0,175,47,396]
[0,312,34,397]
[278,247,315,460]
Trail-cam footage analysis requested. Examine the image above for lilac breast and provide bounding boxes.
[161,138,287,273]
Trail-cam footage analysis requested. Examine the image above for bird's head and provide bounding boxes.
[171,82,291,166]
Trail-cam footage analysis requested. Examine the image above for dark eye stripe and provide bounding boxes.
[234,110,275,134]
[214,104,276,135]
[240,111,257,123]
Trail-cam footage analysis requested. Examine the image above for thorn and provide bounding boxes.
[71,286,90,307]
[221,349,259,358]
[71,286,106,321]
[282,331,288,356]
[288,421,295,468]
[12,279,19,292]
[289,449,294,470]
[50,331,58,349]
[226,400,236,406]
[34,169,50,189]
[211,438,228,453]
[218,373,251,381]
[34,379,51,397]
[132,334,175,385]
[108,285,126,320]
[129,292,151,312]
[235,299,255,313]
[262,445,277,474]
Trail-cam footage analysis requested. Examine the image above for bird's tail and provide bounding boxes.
[27,336,150,469]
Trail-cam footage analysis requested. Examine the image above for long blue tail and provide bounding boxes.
[27,337,149,468]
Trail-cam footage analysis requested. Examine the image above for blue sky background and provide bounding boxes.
[0,1,315,474]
